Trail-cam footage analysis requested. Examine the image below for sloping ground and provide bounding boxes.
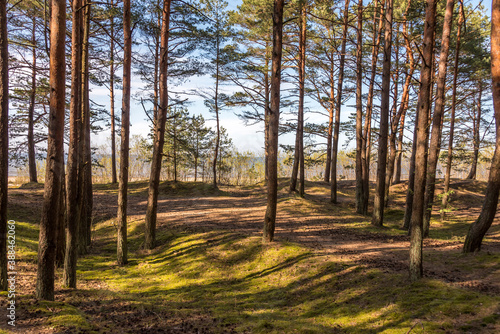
[0,179,499,333]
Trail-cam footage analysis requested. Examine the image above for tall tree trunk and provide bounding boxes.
[331,0,350,204]
[384,25,400,205]
[291,0,306,196]
[36,0,66,300]
[298,2,306,197]
[28,17,38,183]
[264,45,271,184]
[78,0,91,255]
[463,0,500,252]
[409,0,437,281]
[442,0,464,218]
[84,2,93,247]
[63,0,82,289]
[213,36,221,189]
[467,83,482,180]
[393,11,414,186]
[372,0,393,226]
[263,0,284,243]
[324,53,335,183]
[360,0,384,214]
[355,0,364,214]
[117,0,131,266]
[0,0,8,291]
[145,0,171,250]
[153,0,160,123]
[109,0,117,184]
[423,0,455,237]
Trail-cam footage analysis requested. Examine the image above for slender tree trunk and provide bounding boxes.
[409,0,437,281]
[36,0,66,300]
[174,117,177,182]
[55,166,66,268]
[28,17,38,183]
[63,0,82,289]
[442,0,464,218]
[145,0,171,250]
[423,0,455,237]
[331,0,350,204]
[384,26,400,206]
[361,0,384,214]
[467,83,482,180]
[324,55,335,183]
[117,0,131,266]
[291,0,306,196]
[372,0,393,226]
[463,0,500,252]
[153,0,160,123]
[263,0,284,243]
[355,0,364,214]
[264,47,271,184]
[0,0,8,291]
[213,36,221,189]
[78,0,91,255]
[393,13,414,186]
[84,2,93,247]
[109,0,117,184]
[298,2,306,197]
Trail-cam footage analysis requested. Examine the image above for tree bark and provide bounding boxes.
[78,0,91,255]
[291,0,306,196]
[442,0,464,218]
[384,24,401,205]
[63,0,82,289]
[109,0,117,184]
[372,0,393,226]
[36,0,66,300]
[331,0,350,204]
[409,0,437,281]
[355,0,364,214]
[393,12,414,186]
[423,0,455,237]
[463,0,500,252]
[360,0,384,214]
[28,16,38,183]
[263,0,284,243]
[55,166,66,268]
[0,0,8,291]
[213,31,221,189]
[117,0,131,266]
[467,83,483,180]
[83,1,93,247]
[145,0,171,250]
[324,55,335,183]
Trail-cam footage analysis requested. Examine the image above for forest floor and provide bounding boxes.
[1,178,500,333]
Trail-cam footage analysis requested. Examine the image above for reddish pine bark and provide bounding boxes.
[145,0,171,250]
[263,0,284,243]
[409,0,437,281]
[463,0,500,253]
[117,0,131,265]
[36,0,66,300]
[64,0,82,288]
[331,0,350,204]
[372,0,393,226]
[442,1,464,218]
[423,0,455,237]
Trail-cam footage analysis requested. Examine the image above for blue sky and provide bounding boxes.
[91,0,493,155]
